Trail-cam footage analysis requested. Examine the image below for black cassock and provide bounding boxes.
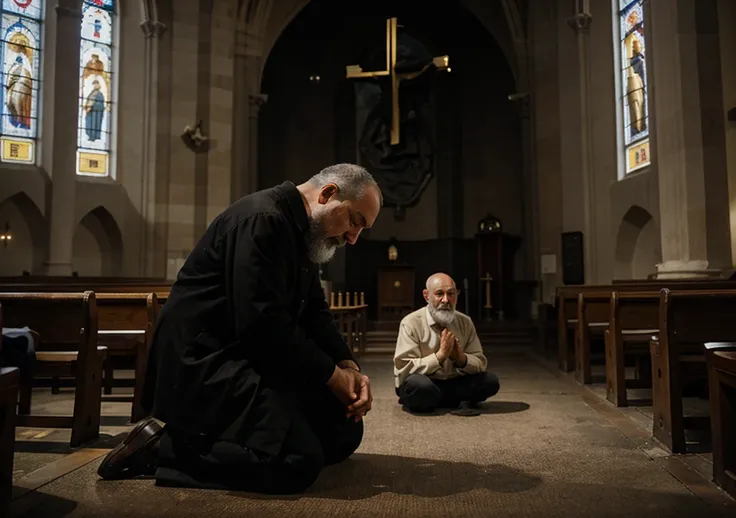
[142,181,358,467]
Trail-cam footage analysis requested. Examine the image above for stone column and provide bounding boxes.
[649,0,731,277]
[246,93,268,193]
[230,24,267,200]
[44,2,83,275]
[567,8,597,283]
[139,16,167,276]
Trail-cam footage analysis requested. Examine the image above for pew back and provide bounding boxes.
[95,292,158,331]
[614,290,660,331]
[0,291,98,351]
[652,288,736,453]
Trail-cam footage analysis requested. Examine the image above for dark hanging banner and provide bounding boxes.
[353,31,437,212]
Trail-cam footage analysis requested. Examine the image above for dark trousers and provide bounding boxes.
[0,328,36,385]
[397,372,500,412]
[154,387,363,494]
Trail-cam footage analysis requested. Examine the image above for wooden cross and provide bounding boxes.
[346,17,450,145]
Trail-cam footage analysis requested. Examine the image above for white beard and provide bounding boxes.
[306,205,345,264]
[307,240,337,264]
[428,303,456,328]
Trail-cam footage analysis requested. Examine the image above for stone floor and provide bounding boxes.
[4,347,736,517]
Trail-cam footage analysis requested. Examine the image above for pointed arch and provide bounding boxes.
[0,191,47,274]
[73,205,123,275]
[614,205,660,279]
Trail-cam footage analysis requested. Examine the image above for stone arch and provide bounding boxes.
[614,205,661,279]
[72,206,124,276]
[0,192,47,275]
[253,0,519,91]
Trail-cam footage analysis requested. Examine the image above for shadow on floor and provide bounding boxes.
[236,453,543,501]
[401,400,531,417]
[4,491,78,518]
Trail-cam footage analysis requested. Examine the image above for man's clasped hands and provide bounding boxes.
[327,360,373,422]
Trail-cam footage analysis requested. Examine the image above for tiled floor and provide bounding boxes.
[5,347,735,518]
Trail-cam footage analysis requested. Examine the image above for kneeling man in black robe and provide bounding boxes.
[97,164,382,494]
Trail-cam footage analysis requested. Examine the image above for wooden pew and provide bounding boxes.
[0,367,19,505]
[0,282,171,298]
[651,289,736,453]
[704,342,736,500]
[96,293,159,423]
[575,291,611,384]
[559,280,736,378]
[1,301,21,504]
[0,292,105,447]
[605,291,659,406]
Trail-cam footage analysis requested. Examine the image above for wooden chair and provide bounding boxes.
[651,288,736,453]
[0,291,105,447]
[0,367,19,504]
[704,342,736,500]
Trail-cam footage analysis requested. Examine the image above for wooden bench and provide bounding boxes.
[0,367,19,504]
[0,291,105,447]
[559,281,736,378]
[96,293,159,423]
[651,288,736,453]
[575,291,611,384]
[0,282,171,299]
[605,291,659,406]
[704,342,736,500]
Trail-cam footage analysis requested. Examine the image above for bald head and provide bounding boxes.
[425,272,456,292]
[424,272,459,323]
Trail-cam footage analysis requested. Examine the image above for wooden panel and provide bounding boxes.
[0,367,19,504]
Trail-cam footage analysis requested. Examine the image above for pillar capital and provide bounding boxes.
[248,93,268,116]
[140,20,167,39]
[567,13,592,34]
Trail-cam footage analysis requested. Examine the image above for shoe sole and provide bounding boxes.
[98,418,163,479]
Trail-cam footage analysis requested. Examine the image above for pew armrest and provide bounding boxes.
[36,346,108,363]
[704,342,736,352]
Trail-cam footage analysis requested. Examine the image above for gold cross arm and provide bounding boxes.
[346,18,450,145]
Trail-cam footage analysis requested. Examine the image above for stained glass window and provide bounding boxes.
[618,0,650,174]
[77,0,115,177]
[0,0,43,165]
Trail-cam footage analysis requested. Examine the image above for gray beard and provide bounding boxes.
[428,303,456,328]
[306,210,345,264]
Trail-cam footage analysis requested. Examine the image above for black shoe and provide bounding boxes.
[98,417,163,480]
[450,401,481,417]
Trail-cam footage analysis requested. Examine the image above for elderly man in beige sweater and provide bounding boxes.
[393,272,500,415]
